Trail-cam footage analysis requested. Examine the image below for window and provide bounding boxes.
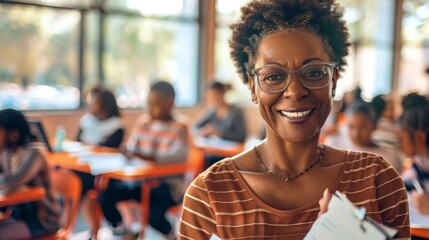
[214,0,251,104]
[103,0,199,108]
[0,0,200,110]
[399,0,429,96]
[0,3,81,110]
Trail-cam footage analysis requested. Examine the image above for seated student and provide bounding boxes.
[75,88,125,237]
[77,88,124,148]
[399,93,429,216]
[371,94,400,148]
[196,81,247,167]
[99,81,191,239]
[325,102,402,172]
[196,81,247,143]
[0,109,60,239]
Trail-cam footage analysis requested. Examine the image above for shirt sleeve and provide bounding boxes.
[375,157,410,239]
[179,175,218,239]
[0,149,45,194]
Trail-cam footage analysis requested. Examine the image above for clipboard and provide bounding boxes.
[305,191,397,240]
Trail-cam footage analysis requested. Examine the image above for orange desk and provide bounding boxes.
[101,162,188,238]
[194,138,244,157]
[412,227,429,239]
[47,150,189,238]
[45,147,118,173]
[0,187,45,207]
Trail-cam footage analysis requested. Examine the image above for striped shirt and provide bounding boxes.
[179,151,410,239]
[0,144,61,233]
[127,114,191,164]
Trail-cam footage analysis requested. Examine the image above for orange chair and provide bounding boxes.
[34,168,82,240]
[138,147,205,237]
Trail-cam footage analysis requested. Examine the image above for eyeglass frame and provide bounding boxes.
[250,61,337,94]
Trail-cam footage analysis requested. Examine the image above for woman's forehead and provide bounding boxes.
[255,31,330,67]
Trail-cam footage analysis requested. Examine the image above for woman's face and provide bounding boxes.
[347,112,375,147]
[250,31,338,144]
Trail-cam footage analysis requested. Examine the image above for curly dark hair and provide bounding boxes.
[399,93,429,147]
[229,0,350,84]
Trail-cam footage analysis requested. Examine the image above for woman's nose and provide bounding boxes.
[282,74,309,101]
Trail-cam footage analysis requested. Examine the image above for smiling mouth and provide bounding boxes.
[279,108,315,123]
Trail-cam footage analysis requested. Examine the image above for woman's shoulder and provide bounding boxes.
[191,159,237,189]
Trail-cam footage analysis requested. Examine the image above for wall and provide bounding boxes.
[25,105,263,143]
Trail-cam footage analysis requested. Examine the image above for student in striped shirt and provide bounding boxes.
[99,81,191,239]
[179,0,410,239]
[0,109,60,239]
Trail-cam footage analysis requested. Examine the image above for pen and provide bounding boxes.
[412,179,424,193]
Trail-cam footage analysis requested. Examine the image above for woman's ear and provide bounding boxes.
[249,77,258,104]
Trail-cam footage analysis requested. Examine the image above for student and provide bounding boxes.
[99,81,191,239]
[179,0,410,239]
[325,102,402,171]
[74,89,125,237]
[399,93,429,216]
[76,89,124,148]
[371,94,400,148]
[196,81,247,143]
[0,109,60,238]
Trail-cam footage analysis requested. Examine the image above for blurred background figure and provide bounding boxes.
[325,102,402,171]
[399,93,429,216]
[76,88,124,148]
[98,81,191,240]
[196,81,247,143]
[74,87,125,237]
[0,109,60,239]
[370,94,400,148]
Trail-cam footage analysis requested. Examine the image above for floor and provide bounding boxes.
[70,208,179,240]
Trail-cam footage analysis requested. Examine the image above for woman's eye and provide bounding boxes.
[264,72,287,83]
[303,69,325,80]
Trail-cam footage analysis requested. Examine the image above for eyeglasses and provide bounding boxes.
[250,62,337,93]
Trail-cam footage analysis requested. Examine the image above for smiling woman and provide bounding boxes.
[179,0,410,239]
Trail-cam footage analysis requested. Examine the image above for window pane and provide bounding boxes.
[399,0,429,96]
[104,16,199,108]
[105,0,199,18]
[0,4,80,110]
[83,11,100,99]
[214,0,251,104]
[339,0,395,99]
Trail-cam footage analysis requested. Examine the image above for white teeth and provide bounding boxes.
[281,109,312,118]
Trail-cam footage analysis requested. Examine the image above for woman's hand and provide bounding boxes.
[318,188,333,218]
[411,191,429,215]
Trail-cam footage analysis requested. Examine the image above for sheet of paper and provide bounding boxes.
[78,153,146,175]
[195,137,240,150]
[305,191,397,240]
[408,193,429,228]
[209,234,221,240]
